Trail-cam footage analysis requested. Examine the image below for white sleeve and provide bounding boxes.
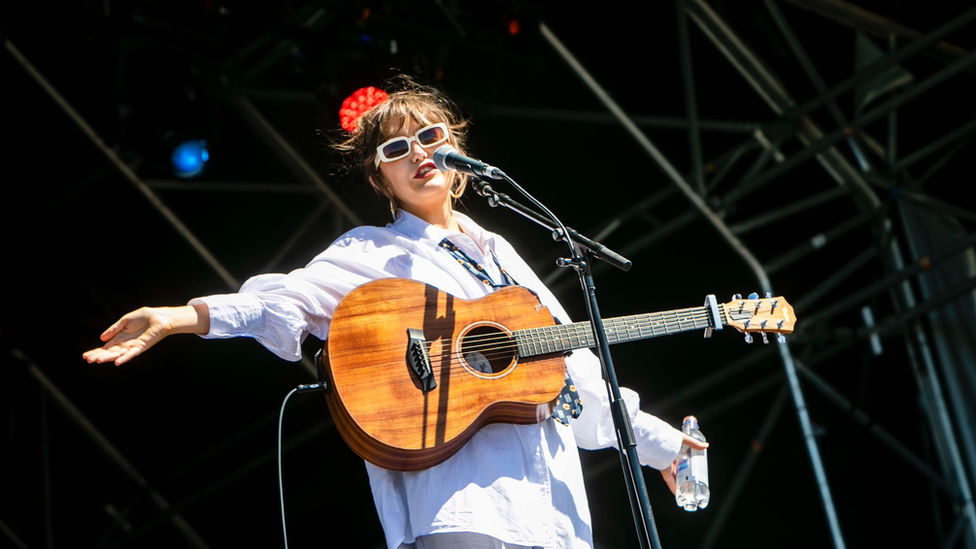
[187,234,398,362]
[565,349,683,471]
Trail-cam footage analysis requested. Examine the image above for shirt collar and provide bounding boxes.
[389,209,492,252]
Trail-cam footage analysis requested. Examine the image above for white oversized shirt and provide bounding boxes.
[190,210,683,549]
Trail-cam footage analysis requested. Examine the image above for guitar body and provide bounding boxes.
[322,278,568,472]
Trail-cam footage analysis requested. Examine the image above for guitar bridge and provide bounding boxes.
[406,328,436,394]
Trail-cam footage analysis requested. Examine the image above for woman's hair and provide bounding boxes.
[333,75,470,205]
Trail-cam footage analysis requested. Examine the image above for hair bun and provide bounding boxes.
[339,86,389,132]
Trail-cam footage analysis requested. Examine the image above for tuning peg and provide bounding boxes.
[748,292,759,300]
[777,334,787,344]
[744,333,754,344]
[761,332,769,344]
[765,292,772,298]
[733,293,742,300]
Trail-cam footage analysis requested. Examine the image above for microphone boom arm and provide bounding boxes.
[470,178,632,272]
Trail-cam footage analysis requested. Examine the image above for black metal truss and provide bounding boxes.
[532,1,976,548]
[4,2,976,549]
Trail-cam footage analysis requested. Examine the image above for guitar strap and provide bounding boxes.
[439,238,582,426]
[437,238,518,288]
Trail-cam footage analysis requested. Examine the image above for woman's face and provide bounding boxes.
[376,116,454,217]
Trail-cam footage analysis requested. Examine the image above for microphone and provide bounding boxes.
[433,145,504,179]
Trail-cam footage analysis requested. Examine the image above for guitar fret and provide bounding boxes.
[514,306,714,358]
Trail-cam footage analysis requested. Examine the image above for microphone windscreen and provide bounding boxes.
[432,145,458,172]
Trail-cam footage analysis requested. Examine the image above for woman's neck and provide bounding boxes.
[405,201,460,232]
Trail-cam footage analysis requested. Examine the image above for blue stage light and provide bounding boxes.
[171,139,209,178]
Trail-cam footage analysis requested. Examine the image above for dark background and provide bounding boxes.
[3,1,975,548]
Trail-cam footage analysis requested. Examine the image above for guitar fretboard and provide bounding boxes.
[513,305,722,357]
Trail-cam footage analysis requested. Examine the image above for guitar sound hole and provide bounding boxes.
[459,324,515,377]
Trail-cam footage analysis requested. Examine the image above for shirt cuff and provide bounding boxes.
[188,294,266,339]
[634,414,685,470]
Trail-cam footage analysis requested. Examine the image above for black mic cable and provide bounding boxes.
[278,382,327,549]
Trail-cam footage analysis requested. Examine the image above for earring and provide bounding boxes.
[389,196,398,220]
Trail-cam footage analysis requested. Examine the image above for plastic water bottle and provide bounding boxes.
[675,415,709,511]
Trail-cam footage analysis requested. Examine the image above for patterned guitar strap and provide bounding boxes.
[438,238,582,425]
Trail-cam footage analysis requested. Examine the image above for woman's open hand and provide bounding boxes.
[82,304,209,366]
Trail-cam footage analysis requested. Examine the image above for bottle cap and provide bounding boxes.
[682,415,698,427]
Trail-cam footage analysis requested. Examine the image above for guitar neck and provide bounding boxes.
[514,304,723,358]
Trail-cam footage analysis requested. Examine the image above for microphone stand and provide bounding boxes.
[470,177,664,549]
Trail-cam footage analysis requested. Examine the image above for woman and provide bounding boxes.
[83,76,706,549]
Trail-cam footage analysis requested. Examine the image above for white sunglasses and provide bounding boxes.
[374,123,450,166]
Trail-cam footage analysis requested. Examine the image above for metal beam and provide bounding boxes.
[892,117,976,173]
[686,0,879,213]
[486,104,763,133]
[802,231,976,327]
[7,38,321,379]
[677,0,707,195]
[656,345,777,414]
[0,518,33,549]
[731,46,976,203]
[145,180,319,194]
[865,176,976,224]
[5,39,240,291]
[761,0,874,172]
[700,387,789,549]
[780,0,974,67]
[781,5,976,122]
[231,96,363,227]
[13,352,211,549]
[730,186,851,235]
[794,247,879,313]
[539,18,843,548]
[764,211,875,275]
[795,360,954,494]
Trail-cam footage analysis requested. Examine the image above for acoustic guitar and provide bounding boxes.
[318,277,795,471]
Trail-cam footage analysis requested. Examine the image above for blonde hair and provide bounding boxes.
[333,75,470,206]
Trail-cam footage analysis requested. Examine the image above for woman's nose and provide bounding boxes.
[410,141,428,161]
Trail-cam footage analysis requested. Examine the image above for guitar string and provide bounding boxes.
[409,304,781,373]
[418,305,781,367]
[420,303,773,355]
[418,311,717,367]
[421,310,715,354]
[412,300,768,350]
[414,316,728,374]
[431,309,717,351]
[421,307,716,348]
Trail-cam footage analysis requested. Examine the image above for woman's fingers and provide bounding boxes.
[683,433,709,451]
[83,344,127,364]
[99,316,128,342]
[661,464,677,495]
[114,342,146,366]
[85,309,161,365]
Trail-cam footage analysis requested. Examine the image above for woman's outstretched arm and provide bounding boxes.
[82,303,210,366]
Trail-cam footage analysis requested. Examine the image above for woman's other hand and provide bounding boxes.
[661,433,710,495]
[82,304,209,366]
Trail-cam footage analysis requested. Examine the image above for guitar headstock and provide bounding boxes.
[722,292,796,344]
